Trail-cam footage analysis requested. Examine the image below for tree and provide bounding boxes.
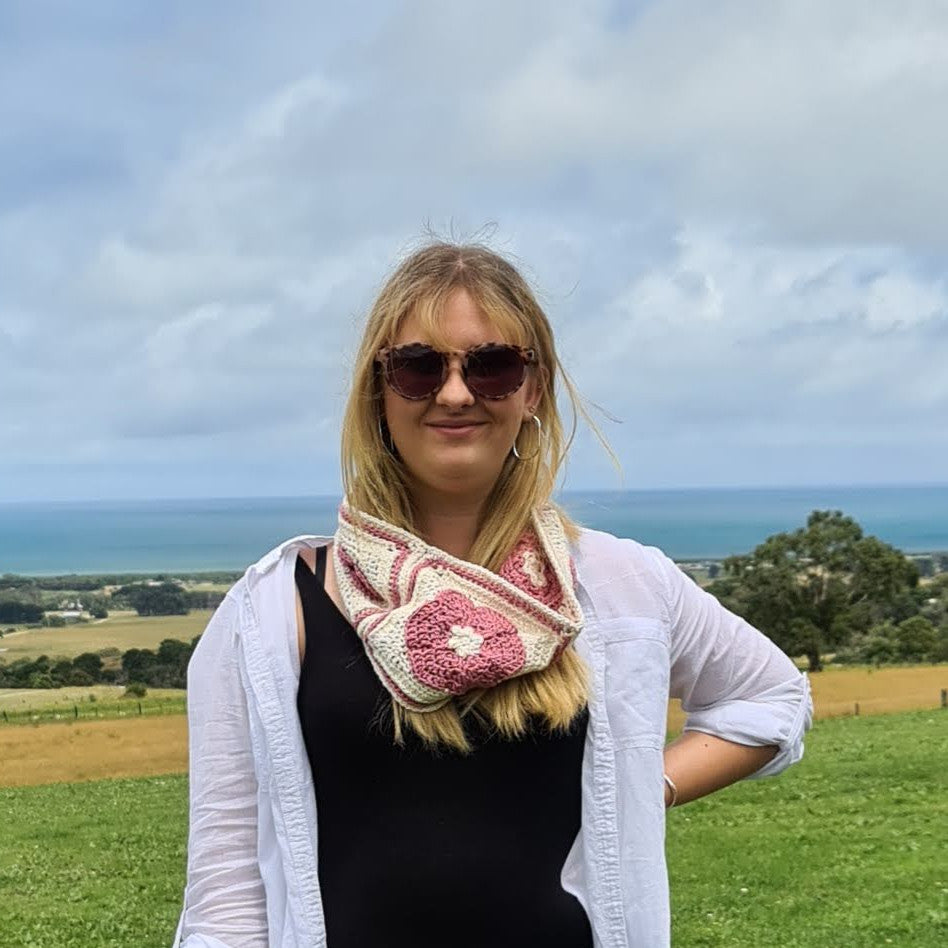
[120,583,189,617]
[73,652,104,681]
[147,664,186,688]
[0,599,44,623]
[122,648,157,682]
[81,593,109,619]
[2,658,35,686]
[931,624,948,663]
[894,616,937,662]
[858,623,898,665]
[155,639,192,687]
[157,638,192,670]
[186,589,226,610]
[713,510,919,672]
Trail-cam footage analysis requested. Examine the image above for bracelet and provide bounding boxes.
[663,773,679,809]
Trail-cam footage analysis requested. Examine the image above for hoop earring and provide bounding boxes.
[378,415,397,456]
[512,414,543,461]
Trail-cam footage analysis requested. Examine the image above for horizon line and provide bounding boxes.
[3,480,948,507]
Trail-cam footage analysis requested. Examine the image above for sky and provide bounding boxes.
[2,0,947,502]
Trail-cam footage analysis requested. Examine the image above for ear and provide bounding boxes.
[522,364,547,420]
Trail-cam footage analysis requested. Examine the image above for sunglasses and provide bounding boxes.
[376,342,537,400]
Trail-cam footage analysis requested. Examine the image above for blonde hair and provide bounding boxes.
[341,240,602,752]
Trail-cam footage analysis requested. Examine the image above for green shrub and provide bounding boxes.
[73,652,104,680]
[928,624,948,663]
[27,672,57,689]
[894,616,937,662]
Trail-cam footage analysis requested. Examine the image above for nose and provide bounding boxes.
[435,356,475,408]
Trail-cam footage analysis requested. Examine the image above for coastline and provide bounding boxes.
[3,486,948,576]
[1,549,946,582]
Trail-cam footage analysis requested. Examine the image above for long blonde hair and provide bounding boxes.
[341,240,600,752]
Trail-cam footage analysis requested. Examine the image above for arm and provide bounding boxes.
[662,731,777,807]
[653,548,813,806]
[175,590,268,947]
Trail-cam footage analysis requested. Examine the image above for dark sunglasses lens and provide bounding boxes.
[387,345,444,398]
[465,345,525,398]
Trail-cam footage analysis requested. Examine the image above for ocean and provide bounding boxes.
[1,485,947,575]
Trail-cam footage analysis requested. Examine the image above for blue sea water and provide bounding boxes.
[1,486,947,575]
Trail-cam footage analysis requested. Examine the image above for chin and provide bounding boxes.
[410,456,505,495]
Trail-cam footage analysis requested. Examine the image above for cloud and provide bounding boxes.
[0,0,946,499]
[558,227,948,455]
[477,0,948,248]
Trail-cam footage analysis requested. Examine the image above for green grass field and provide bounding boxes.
[667,711,947,946]
[0,685,185,713]
[0,695,186,727]
[2,710,946,947]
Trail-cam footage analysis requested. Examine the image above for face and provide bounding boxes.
[381,288,540,505]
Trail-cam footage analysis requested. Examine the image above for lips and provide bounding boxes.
[426,419,486,428]
[425,419,487,435]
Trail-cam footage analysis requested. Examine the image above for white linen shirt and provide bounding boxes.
[173,528,812,948]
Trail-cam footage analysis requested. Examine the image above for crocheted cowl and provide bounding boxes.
[332,500,584,713]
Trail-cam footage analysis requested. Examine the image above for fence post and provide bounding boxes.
[854,702,860,716]
[941,688,947,709]
[138,701,142,716]
[74,705,78,719]
[2,710,6,723]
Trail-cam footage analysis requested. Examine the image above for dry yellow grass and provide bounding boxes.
[0,610,213,662]
[3,664,945,788]
[0,716,187,787]
[664,663,948,736]
[805,663,948,718]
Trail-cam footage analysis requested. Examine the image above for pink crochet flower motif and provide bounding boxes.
[499,531,564,611]
[404,590,526,695]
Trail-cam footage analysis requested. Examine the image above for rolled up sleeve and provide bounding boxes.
[173,589,268,947]
[654,548,813,779]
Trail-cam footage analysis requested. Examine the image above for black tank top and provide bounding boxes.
[295,546,593,948]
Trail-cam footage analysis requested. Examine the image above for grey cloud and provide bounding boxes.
[563,233,948,451]
[475,0,948,249]
[1,0,947,499]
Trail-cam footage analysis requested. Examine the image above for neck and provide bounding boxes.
[412,490,487,560]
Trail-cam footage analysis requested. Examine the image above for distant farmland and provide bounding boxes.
[0,610,213,662]
[2,663,946,789]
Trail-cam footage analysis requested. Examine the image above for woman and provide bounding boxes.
[173,242,812,948]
